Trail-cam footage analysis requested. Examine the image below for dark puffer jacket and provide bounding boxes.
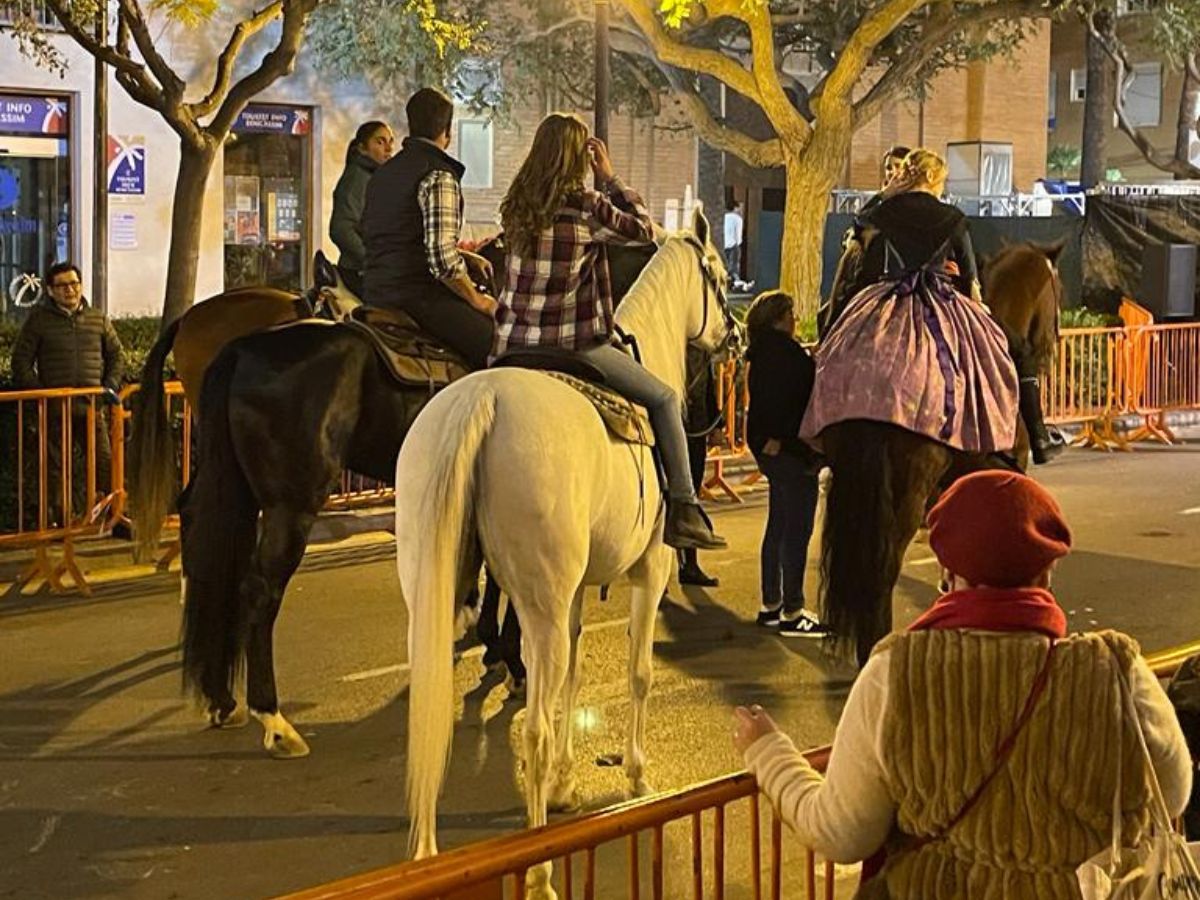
[11,298,125,391]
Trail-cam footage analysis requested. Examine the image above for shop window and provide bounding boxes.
[1124,63,1162,128]
[223,105,311,291]
[0,93,71,318]
[457,119,492,190]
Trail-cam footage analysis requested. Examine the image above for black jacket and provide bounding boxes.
[746,329,816,462]
[11,297,124,392]
[362,137,465,306]
[329,151,378,274]
[821,192,978,339]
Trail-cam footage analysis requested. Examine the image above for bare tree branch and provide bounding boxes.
[820,0,931,105]
[115,0,185,100]
[745,3,809,142]
[613,0,761,102]
[189,1,285,120]
[1090,10,1200,179]
[40,0,148,80]
[209,0,321,137]
[669,77,784,166]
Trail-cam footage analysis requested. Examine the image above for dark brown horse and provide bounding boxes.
[820,242,1065,666]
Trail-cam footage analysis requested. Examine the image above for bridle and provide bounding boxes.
[682,235,742,356]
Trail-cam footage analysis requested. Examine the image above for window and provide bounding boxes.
[1124,62,1162,128]
[0,1,59,28]
[1048,71,1058,130]
[457,119,493,190]
[1116,0,1157,15]
[1069,68,1087,103]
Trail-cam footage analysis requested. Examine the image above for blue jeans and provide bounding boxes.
[754,451,819,613]
[579,343,695,502]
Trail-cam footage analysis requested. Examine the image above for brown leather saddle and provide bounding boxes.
[491,349,654,447]
[344,306,470,391]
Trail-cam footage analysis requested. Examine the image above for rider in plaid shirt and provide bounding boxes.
[495,113,725,551]
[493,178,655,354]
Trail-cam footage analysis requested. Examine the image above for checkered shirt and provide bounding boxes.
[417,169,468,282]
[493,177,655,354]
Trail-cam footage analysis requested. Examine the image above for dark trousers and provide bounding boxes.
[678,432,710,572]
[24,407,112,527]
[724,245,741,282]
[754,451,819,613]
[379,284,494,371]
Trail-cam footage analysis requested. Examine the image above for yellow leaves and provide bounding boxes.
[406,0,484,56]
[148,0,219,27]
[658,0,694,28]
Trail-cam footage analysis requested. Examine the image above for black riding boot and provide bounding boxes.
[1019,377,1066,464]
[678,548,719,587]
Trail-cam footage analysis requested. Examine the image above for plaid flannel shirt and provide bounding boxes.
[417,169,468,282]
[493,177,655,355]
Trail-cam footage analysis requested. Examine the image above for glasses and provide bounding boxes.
[50,280,82,290]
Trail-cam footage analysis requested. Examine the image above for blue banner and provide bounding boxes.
[233,105,310,135]
[0,95,68,135]
[107,135,145,195]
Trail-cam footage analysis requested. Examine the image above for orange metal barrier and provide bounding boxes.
[279,748,834,900]
[0,386,123,594]
[278,642,1198,900]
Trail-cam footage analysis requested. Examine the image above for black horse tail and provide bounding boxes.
[129,316,181,560]
[180,347,257,709]
[820,421,901,667]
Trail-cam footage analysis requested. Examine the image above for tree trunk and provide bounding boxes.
[161,141,218,329]
[780,119,850,319]
[1175,63,1199,181]
[1080,19,1113,188]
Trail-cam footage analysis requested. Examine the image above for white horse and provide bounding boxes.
[394,209,734,894]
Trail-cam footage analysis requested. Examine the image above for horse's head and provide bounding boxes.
[312,251,362,322]
[681,205,742,359]
[983,240,1066,371]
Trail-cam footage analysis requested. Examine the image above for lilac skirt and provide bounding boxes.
[801,271,1019,454]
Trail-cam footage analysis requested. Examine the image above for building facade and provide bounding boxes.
[0,14,699,318]
[1048,13,1200,183]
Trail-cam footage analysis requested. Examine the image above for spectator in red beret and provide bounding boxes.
[732,471,1190,900]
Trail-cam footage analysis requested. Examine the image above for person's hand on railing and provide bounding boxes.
[733,704,781,755]
[101,388,122,407]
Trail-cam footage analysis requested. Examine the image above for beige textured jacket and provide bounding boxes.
[745,630,1192,900]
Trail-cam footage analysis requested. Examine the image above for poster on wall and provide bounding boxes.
[0,95,68,135]
[110,211,138,250]
[232,106,310,136]
[107,135,145,195]
[265,178,301,242]
[223,175,262,245]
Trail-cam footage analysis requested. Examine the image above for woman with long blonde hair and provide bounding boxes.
[493,112,724,550]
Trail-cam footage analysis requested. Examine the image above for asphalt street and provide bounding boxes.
[2,435,1199,899]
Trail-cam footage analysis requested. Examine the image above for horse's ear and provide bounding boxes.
[1043,238,1067,267]
[314,251,338,289]
[691,205,711,248]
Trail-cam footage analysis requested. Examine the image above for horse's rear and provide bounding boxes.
[396,368,667,882]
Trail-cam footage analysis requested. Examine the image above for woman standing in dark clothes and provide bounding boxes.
[329,120,395,296]
[746,292,830,637]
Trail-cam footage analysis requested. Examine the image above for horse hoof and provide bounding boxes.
[265,730,310,759]
[207,705,248,729]
[505,672,527,699]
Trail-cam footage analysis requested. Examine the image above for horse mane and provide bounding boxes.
[983,241,1064,370]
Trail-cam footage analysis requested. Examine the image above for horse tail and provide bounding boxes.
[129,315,182,559]
[399,384,496,858]
[180,346,257,709]
[820,421,901,665]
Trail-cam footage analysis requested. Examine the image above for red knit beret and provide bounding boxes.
[928,471,1072,588]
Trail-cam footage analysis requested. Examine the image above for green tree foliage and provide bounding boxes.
[1047,143,1082,176]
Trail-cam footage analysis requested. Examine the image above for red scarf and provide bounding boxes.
[907,586,1067,639]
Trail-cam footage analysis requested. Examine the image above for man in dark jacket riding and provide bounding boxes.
[11,262,125,521]
[362,87,496,370]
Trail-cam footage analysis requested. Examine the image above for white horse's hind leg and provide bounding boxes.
[517,606,571,900]
[548,587,586,812]
[625,545,672,797]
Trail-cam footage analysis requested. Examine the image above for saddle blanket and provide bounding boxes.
[545,371,655,447]
[801,270,1019,454]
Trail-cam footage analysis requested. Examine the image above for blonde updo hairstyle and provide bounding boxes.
[900,148,949,194]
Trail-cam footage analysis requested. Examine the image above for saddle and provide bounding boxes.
[344,306,470,390]
[491,348,654,447]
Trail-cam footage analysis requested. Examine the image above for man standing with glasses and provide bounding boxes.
[11,263,125,524]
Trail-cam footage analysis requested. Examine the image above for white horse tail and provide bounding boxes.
[400,383,497,859]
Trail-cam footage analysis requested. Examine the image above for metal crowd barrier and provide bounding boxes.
[276,641,1200,900]
[3,322,1200,594]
